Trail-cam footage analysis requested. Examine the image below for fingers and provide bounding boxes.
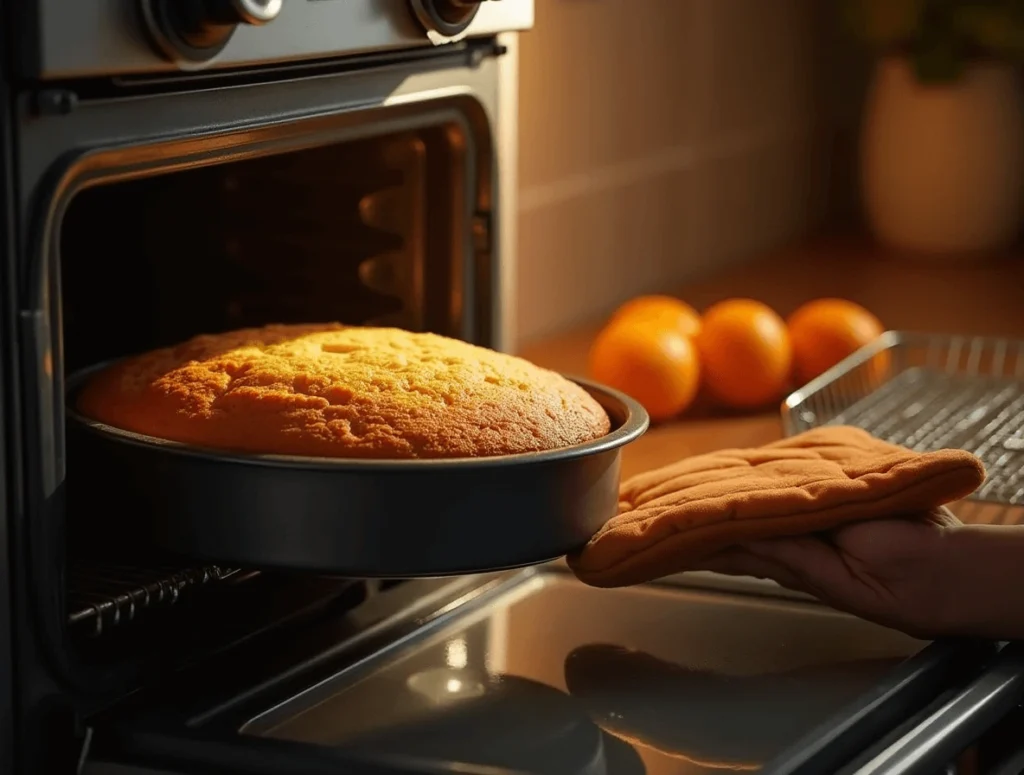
[929,506,962,528]
[692,548,809,593]
[745,535,837,576]
[742,536,857,604]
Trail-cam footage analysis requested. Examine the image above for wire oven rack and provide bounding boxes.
[67,559,252,638]
[782,331,1024,525]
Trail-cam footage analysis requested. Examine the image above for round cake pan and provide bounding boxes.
[64,363,649,577]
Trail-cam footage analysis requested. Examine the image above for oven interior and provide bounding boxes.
[60,126,473,376]
[49,115,486,705]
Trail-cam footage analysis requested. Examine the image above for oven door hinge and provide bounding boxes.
[34,89,79,116]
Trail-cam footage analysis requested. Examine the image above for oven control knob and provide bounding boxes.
[140,0,283,66]
[409,0,485,43]
[212,0,283,25]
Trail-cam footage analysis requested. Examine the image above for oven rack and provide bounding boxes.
[67,560,253,638]
[783,331,1024,524]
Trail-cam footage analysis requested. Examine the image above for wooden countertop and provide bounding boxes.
[519,236,1024,480]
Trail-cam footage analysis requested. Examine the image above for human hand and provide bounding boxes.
[692,508,964,639]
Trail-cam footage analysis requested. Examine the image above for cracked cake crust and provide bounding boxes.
[76,323,612,460]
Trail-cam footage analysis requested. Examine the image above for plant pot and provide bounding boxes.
[861,56,1024,259]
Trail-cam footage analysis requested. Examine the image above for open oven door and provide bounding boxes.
[830,641,1024,775]
[76,567,1009,775]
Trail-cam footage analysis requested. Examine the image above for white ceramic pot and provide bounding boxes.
[861,56,1024,258]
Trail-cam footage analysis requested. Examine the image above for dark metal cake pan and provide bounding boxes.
[64,365,648,577]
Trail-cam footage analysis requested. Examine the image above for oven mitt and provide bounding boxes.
[568,426,986,588]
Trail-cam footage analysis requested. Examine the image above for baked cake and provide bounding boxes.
[75,324,612,459]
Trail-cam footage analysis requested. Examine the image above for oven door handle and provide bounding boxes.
[843,641,1024,775]
[760,638,1000,775]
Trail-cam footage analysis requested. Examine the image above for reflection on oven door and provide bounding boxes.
[244,571,923,774]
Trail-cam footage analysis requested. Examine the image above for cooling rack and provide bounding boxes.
[783,331,1024,524]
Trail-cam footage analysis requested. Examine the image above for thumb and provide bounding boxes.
[744,535,835,570]
[693,547,809,593]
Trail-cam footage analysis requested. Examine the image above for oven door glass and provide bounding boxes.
[243,571,918,774]
[83,568,993,775]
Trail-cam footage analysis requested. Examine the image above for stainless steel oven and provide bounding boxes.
[2,2,1024,774]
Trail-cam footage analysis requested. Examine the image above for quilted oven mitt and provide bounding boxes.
[568,426,986,588]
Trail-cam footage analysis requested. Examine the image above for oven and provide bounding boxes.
[3,3,1024,774]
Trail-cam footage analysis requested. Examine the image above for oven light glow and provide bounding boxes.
[445,638,468,669]
[406,667,486,704]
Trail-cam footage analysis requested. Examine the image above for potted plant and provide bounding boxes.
[843,0,1024,258]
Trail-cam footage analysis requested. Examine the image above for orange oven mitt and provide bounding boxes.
[568,426,986,588]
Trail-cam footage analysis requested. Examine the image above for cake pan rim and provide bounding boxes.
[64,361,650,470]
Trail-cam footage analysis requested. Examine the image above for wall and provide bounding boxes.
[514,0,835,346]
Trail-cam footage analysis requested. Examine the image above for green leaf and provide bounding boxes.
[955,3,1024,60]
[845,0,1024,78]
[913,35,967,82]
[842,0,926,45]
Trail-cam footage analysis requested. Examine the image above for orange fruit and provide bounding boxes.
[609,295,702,339]
[787,298,886,386]
[588,320,700,423]
[695,299,793,410]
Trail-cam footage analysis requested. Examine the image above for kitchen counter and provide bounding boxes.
[519,236,1024,480]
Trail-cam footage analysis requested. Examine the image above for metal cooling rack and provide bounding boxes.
[783,332,1024,523]
[67,561,250,638]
